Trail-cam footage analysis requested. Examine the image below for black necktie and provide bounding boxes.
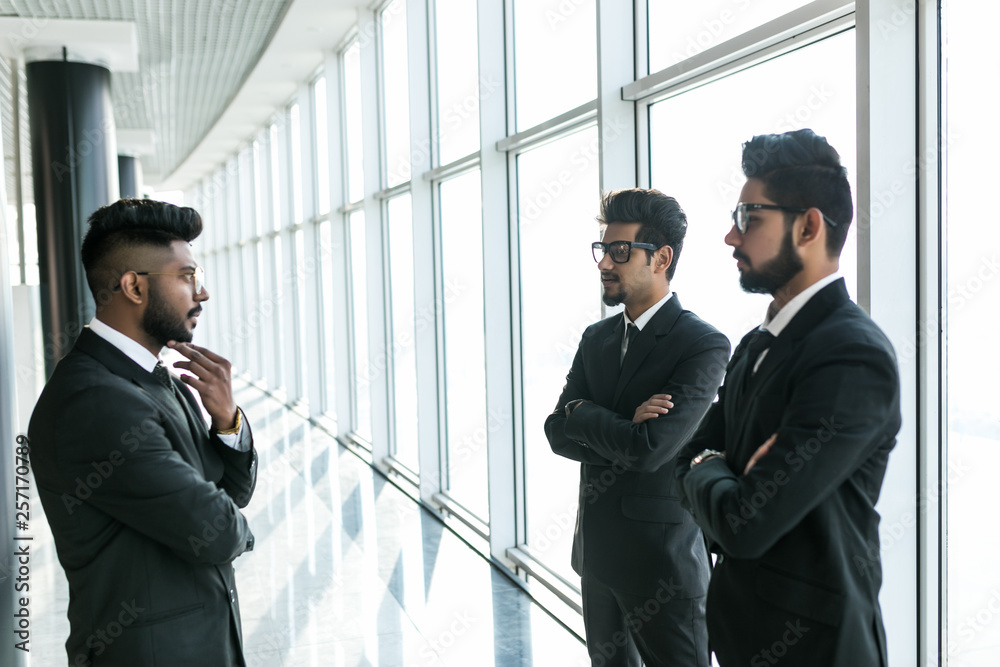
[744,329,775,376]
[152,361,176,396]
[621,323,639,366]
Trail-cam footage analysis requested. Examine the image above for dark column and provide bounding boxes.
[27,58,119,375]
[0,178,24,666]
[118,154,141,199]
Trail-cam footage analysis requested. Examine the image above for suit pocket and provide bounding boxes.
[620,494,686,523]
[131,602,205,627]
[755,564,844,627]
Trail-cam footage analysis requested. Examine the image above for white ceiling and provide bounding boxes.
[0,0,364,190]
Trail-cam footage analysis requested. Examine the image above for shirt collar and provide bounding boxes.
[761,273,841,337]
[87,317,161,373]
[623,291,674,331]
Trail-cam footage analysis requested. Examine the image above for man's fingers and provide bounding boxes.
[169,341,228,366]
[172,359,215,380]
[181,342,227,363]
[179,373,207,392]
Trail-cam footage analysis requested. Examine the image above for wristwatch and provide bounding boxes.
[690,449,725,469]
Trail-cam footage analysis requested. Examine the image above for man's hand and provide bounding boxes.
[168,341,238,430]
[633,394,673,424]
[743,433,778,475]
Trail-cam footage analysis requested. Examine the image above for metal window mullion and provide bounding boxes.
[361,8,390,457]
[296,81,324,417]
[422,151,481,182]
[495,99,597,154]
[479,0,518,568]
[596,0,638,191]
[325,50,352,426]
[856,1,920,664]
[407,0,441,500]
[918,1,944,664]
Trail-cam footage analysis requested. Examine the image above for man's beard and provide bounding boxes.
[737,229,803,295]
[143,286,198,346]
[601,274,628,307]
[602,284,628,307]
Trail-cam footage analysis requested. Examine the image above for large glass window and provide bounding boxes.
[343,42,365,203]
[269,122,283,231]
[386,193,419,472]
[381,0,411,187]
[647,0,816,73]
[292,227,308,400]
[945,4,1000,663]
[433,0,481,164]
[314,75,331,215]
[289,103,303,224]
[349,210,372,440]
[518,126,601,584]
[512,0,597,130]
[649,30,857,346]
[440,169,488,520]
[318,220,338,416]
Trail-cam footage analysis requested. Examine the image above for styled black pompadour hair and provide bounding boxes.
[80,198,203,301]
[741,128,853,256]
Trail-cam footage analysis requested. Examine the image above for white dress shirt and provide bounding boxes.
[621,291,674,361]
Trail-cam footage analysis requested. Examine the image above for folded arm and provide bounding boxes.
[677,340,900,559]
[551,331,729,473]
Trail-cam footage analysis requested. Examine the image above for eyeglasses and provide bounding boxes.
[592,241,659,264]
[114,266,206,294]
[731,202,839,234]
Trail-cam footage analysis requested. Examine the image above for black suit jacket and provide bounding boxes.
[28,328,257,666]
[544,295,730,596]
[676,279,901,667]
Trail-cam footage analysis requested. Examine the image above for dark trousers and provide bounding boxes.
[582,570,708,667]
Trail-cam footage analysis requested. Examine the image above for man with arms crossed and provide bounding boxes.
[545,189,730,666]
[676,129,901,666]
[29,199,257,666]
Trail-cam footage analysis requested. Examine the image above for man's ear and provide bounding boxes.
[119,272,146,305]
[654,245,674,275]
[797,208,826,248]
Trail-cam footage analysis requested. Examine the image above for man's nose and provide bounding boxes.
[724,225,741,247]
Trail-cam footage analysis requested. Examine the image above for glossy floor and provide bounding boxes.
[29,379,590,666]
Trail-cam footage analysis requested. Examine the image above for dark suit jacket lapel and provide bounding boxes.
[724,328,758,424]
[613,295,683,407]
[75,328,207,471]
[731,279,851,449]
[750,279,850,390]
[594,318,624,408]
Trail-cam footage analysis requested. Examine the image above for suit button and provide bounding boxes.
[230,589,236,604]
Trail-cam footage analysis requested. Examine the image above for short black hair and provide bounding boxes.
[80,198,203,302]
[597,188,687,280]
[741,128,853,256]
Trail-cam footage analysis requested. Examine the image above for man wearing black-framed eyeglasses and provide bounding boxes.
[676,129,901,667]
[546,188,730,666]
